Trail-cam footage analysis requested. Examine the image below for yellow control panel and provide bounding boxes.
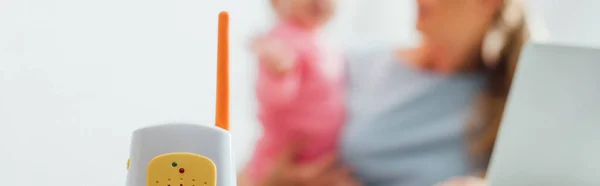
[147,153,217,186]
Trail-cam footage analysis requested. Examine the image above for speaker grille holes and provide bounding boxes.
[192,179,195,182]
[168,178,171,181]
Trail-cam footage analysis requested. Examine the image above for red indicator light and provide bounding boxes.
[179,168,185,174]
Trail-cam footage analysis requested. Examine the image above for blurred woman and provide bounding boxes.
[241,0,530,185]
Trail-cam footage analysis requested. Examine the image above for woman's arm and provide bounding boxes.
[237,170,253,186]
[235,141,360,186]
[435,176,487,186]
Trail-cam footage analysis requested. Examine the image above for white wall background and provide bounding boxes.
[526,0,600,47]
[0,0,599,186]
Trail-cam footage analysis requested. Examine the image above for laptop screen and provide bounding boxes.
[487,42,600,186]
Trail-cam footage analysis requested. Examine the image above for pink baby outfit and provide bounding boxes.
[248,21,346,181]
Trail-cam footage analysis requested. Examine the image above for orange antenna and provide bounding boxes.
[215,11,229,131]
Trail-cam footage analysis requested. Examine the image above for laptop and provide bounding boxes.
[487,42,600,186]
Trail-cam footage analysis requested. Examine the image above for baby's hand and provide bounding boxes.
[251,36,296,74]
[435,176,487,186]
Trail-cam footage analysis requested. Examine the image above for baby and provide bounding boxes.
[248,0,344,182]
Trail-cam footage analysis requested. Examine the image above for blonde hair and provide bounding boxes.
[467,0,530,176]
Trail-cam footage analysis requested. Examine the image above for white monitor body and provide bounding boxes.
[126,124,236,186]
[488,42,600,186]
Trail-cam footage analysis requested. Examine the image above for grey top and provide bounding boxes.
[340,45,486,186]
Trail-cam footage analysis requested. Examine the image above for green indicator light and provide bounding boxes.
[172,162,178,167]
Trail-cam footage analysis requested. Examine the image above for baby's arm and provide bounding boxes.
[253,37,302,108]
